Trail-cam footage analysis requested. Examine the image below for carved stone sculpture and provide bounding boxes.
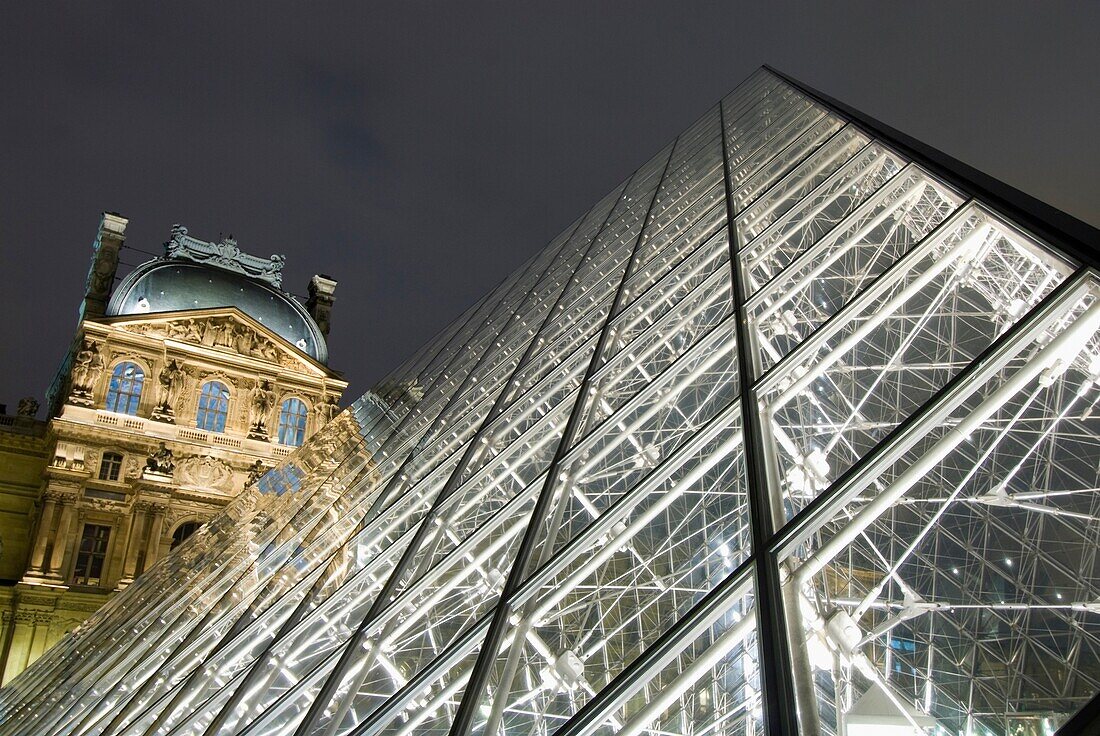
[164,225,286,288]
[16,397,39,417]
[244,459,269,488]
[145,442,175,475]
[69,339,105,405]
[314,394,339,425]
[177,455,234,492]
[151,360,185,421]
[248,380,277,440]
[128,316,292,367]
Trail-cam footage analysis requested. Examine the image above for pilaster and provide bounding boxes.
[0,585,64,685]
[45,495,77,579]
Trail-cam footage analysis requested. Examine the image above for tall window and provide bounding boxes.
[105,362,144,415]
[98,451,123,481]
[196,381,230,432]
[277,398,308,447]
[171,521,201,550]
[73,524,111,586]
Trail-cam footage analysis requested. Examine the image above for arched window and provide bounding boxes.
[195,381,230,432]
[98,451,123,481]
[277,398,308,447]
[105,362,144,415]
[171,521,201,550]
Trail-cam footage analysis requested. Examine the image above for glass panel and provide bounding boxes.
[782,279,1100,734]
[748,166,965,370]
[579,582,760,736]
[762,204,1072,518]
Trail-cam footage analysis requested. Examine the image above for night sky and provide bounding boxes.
[2,3,1097,408]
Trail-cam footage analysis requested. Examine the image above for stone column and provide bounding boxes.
[120,503,148,583]
[46,496,77,578]
[144,505,167,568]
[0,611,13,685]
[26,495,58,574]
[0,614,35,684]
[26,614,53,663]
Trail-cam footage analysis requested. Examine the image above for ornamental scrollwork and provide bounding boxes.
[164,225,286,289]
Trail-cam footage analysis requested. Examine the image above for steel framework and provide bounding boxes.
[2,67,1099,736]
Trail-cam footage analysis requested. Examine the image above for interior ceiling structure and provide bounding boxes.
[2,66,1099,736]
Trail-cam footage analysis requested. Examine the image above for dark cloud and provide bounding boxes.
[1,2,1097,405]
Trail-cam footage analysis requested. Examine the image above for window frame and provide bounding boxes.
[97,451,124,481]
[276,397,309,447]
[72,523,112,587]
[195,380,231,433]
[171,521,202,550]
[104,361,145,415]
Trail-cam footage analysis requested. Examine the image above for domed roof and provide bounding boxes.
[107,260,328,363]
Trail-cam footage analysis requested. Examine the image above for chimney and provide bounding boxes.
[80,212,128,320]
[306,274,337,337]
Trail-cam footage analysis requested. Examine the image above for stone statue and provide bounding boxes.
[248,379,277,439]
[69,339,105,403]
[153,360,185,419]
[314,394,339,425]
[16,397,39,418]
[234,325,255,355]
[145,442,175,475]
[245,459,269,488]
[214,320,235,348]
[184,319,203,342]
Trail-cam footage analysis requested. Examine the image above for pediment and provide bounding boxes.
[97,308,335,377]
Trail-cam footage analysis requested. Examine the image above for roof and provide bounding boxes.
[105,228,329,364]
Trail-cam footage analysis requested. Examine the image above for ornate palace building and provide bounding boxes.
[0,214,347,682]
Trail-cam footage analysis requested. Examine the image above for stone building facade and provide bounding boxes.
[0,213,347,682]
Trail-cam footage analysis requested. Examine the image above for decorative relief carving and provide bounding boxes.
[82,498,123,515]
[199,369,237,388]
[133,500,158,514]
[18,593,60,608]
[123,317,299,367]
[107,349,147,371]
[176,455,234,492]
[17,397,39,417]
[165,225,286,288]
[42,490,77,505]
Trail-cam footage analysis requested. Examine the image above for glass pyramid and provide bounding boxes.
[3,66,1099,736]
